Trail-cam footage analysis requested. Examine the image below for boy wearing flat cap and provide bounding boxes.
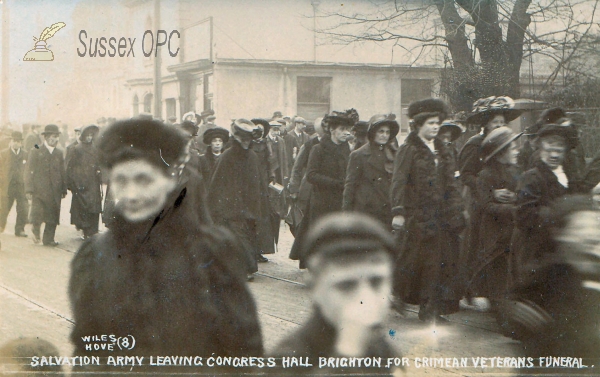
[0,131,29,237]
[25,125,67,246]
[274,212,401,376]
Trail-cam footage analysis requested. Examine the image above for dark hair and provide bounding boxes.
[412,112,443,129]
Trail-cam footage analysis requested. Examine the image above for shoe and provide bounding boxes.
[43,241,59,247]
[32,234,41,244]
[257,255,269,263]
[247,273,255,282]
[15,232,28,238]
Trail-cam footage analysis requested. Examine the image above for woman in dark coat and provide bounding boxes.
[468,127,522,303]
[66,124,102,239]
[198,126,229,189]
[69,119,262,375]
[290,109,356,269]
[342,113,399,227]
[390,98,465,322]
[208,119,264,278]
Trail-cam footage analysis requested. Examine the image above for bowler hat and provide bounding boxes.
[41,124,61,135]
[367,114,399,142]
[481,127,523,163]
[251,118,271,138]
[203,127,230,145]
[466,96,521,126]
[201,109,215,118]
[301,212,396,262]
[97,118,187,172]
[11,131,23,141]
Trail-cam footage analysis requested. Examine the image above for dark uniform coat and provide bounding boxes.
[67,142,102,228]
[24,144,67,225]
[250,140,275,255]
[69,186,263,374]
[342,142,393,227]
[468,161,520,298]
[391,132,465,311]
[512,160,570,284]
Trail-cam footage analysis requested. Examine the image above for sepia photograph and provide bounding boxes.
[1,0,600,376]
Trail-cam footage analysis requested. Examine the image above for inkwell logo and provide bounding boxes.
[23,22,66,61]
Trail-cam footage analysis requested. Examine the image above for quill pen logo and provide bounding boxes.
[23,22,66,61]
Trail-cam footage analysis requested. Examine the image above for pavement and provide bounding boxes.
[0,192,564,377]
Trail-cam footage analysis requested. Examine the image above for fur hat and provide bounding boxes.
[367,114,399,143]
[97,118,188,172]
[301,212,396,262]
[481,126,523,163]
[408,98,448,120]
[466,96,521,126]
[202,127,230,145]
[537,119,578,149]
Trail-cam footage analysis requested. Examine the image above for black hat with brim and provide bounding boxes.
[79,124,99,141]
[11,131,23,141]
[97,118,187,171]
[251,118,270,138]
[231,118,262,140]
[367,115,399,142]
[482,126,523,163]
[466,96,521,126]
[439,121,464,142]
[537,123,578,149]
[202,127,230,145]
[41,124,61,135]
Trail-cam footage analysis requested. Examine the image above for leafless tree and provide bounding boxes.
[315,0,600,110]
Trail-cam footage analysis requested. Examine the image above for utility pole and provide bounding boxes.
[153,0,162,119]
[1,0,10,126]
[311,0,320,63]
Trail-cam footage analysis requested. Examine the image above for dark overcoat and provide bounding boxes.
[24,144,66,224]
[273,309,396,376]
[67,142,102,227]
[198,149,220,190]
[512,160,570,283]
[342,142,393,226]
[305,135,350,223]
[69,186,263,374]
[468,161,519,298]
[0,147,27,197]
[250,140,275,255]
[390,132,465,309]
[266,135,289,217]
[288,136,319,214]
[283,130,310,172]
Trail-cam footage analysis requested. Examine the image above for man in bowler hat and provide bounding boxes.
[0,131,29,237]
[25,124,67,246]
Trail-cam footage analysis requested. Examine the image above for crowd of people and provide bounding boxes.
[1,95,600,374]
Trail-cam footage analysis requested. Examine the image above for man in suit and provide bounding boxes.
[283,116,310,173]
[25,125,67,246]
[266,121,289,247]
[0,131,29,237]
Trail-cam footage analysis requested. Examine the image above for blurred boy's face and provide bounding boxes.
[539,136,567,170]
[309,251,392,330]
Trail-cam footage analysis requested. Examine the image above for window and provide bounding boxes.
[143,93,153,113]
[297,76,331,120]
[165,98,177,120]
[203,73,213,111]
[401,79,433,105]
[132,94,139,116]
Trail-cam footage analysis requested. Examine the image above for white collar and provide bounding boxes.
[44,141,55,153]
[11,147,20,155]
